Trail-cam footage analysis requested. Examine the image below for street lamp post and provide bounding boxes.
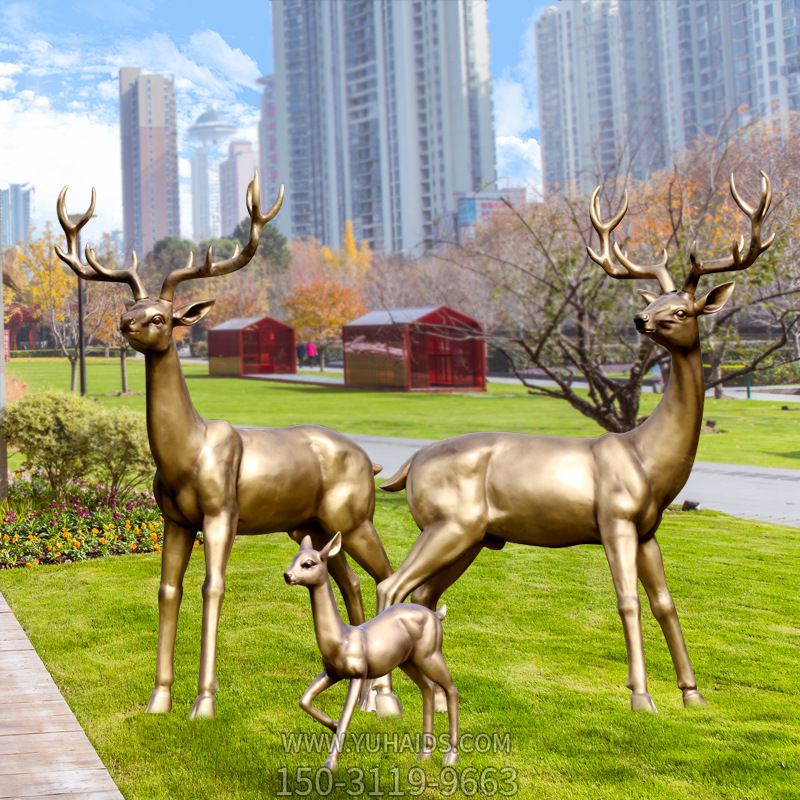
[68,214,88,396]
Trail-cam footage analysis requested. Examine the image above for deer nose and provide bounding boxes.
[120,316,135,332]
[283,571,294,584]
[636,312,649,322]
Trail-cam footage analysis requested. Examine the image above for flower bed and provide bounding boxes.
[0,471,197,569]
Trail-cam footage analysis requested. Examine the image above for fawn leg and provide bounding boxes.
[340,520,401,716]
[300,671,339,731]
[324,678,364,771]
[601,520,655,712]
[400,662,435,759]
[411,542,483,712]
[147,518,195,714]
[190,512,236,720]
[417,653,459,766]
[637,536,706,708]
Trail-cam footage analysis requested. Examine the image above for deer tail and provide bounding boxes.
[380,458,411,492]
[435,604,447,621]
[372,463,383,475]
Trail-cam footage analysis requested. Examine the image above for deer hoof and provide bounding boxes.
[322,758,338,772]
[683,689,707,708]
[189,693,216,720]
[359,687,376,713]
[375,691,403,718]
[630,692,657,713]
[145,687,172,714]
[434,686,448,714]
[416,749,432,761]
[443,749,459,766]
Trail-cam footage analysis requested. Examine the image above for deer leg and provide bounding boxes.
[324,678,364,771]
[399,662,435,759]
[637,536,706,708]
[190,512,236,720]
[416,653,459,766]
[146,518,196,714]
[340,520,402,716]
[411,542,483,712]
[601,520,655,712]
[300,670,339,731]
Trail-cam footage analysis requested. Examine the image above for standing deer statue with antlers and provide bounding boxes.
[55,175,402,720]
[374,173,773,713]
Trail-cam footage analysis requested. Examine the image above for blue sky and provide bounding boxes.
[0,0,551,238]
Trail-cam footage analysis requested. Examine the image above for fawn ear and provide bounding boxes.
[319,532,342,561]
[639,290,659,306]
[173,299,215,327]
[299,534,313,551]
[695,281,735,315]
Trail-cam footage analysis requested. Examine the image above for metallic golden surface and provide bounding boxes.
[55,175,401,719]
[378,173,773,713]
[285,533,458,770]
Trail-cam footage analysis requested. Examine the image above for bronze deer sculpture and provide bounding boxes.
[54,175,401,720]
[375,173,773,713]
[284,532,458,770]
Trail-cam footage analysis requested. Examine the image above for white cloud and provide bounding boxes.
[0,77,15,93]
[187,30,261,89]
[496,136,542,196]
[493,75,536,138]
[0,62,21,77]
[0,93,122,235]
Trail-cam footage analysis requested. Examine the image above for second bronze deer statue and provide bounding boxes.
[55,175,401,720]
[376,173,774,713]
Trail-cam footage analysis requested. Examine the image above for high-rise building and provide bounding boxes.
[188,108,236,242]
[219,140,259,236]
[0,183,33,249]
[257,76,281,209]
[119,67,180,258]
[272,0,496,253]
[536,0,799,195]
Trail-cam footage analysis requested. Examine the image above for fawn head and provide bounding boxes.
[588,172,773,351]
[284,532,342,587]
[54,174,284,354]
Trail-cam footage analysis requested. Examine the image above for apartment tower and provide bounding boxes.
[219,140,259,236]
[119,67,180,258]
[272,0,496,253]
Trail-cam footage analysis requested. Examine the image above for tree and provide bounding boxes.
[284,280,366,370]
[16,225,107,391]
[321,220,371,281]
[231,218,290,273]
[427,119,800,432]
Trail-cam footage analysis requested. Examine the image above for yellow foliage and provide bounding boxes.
[321,220,371,279]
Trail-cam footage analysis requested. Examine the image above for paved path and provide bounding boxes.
[350,434,800,529]
[0,592,123,799]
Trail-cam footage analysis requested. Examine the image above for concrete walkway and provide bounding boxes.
[350,434,800,529]
[0,592,123,799]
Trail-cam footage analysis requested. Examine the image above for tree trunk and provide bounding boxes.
[69,357,78,393]
[319,346,326,372]
[120,346,128,394]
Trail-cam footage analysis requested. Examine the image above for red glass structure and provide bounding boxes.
[343,306,485,391]
[208,316,296,376]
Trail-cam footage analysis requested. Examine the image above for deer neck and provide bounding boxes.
[144,340,206,478]
[308,578,347,663]
[630,342,704,505]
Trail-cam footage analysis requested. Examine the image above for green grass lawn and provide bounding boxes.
[1,494,798,799]
[8,357,800,469]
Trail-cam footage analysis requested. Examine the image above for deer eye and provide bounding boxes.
[151,315,165,326]
[301,560,315,569]
[674,309,687,319]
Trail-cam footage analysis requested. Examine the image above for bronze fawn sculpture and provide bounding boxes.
[375,173,773,713]
[54,175,401,720]
[284,532,459,770]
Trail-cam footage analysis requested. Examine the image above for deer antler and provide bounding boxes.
[587,187,675,294]
[160,172,284,301]
[682,171,774,294]
[54,187,148,301]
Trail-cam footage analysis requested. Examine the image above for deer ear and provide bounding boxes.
[173,299,215,327]
[299,535,313,551]
[123,298,136,310]
[319,532,342,562]
[639,290,659,306]
[695,281,735,315]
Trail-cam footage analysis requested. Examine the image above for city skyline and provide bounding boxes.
[0,1,547,244]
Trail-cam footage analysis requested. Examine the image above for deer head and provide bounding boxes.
[588,172,774,351]
[283,533,342,587]
[55,174,284,354]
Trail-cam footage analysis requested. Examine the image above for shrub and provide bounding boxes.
[2,391,153,501]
